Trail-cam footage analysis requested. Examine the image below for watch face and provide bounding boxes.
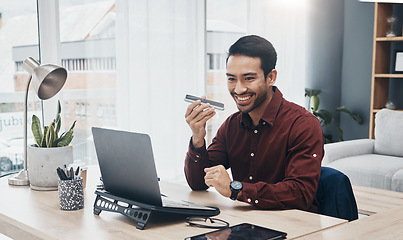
[231,181,242,190]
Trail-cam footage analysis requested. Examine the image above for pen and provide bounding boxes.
[78,168,82,178]
[70,167,74,180]
[75,166,80,177]
[57,167,68,180]
[56,168,64,180]
[64,164,69,179]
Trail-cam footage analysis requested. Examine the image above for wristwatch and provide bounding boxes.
[229,180,243,200]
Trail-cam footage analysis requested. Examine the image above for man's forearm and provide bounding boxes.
[191,135,205,149]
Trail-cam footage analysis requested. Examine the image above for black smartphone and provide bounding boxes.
[185,223,287,240]
[185,94,225,111]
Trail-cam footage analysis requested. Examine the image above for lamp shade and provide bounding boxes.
[23,57,67,100]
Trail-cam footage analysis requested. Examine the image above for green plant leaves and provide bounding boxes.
[68,120,76,132]
[336,106,363,124]
[310,95,320,112]
[46,125,56,148]
[56,129,74,147]
[30,100,76,148]
[306,88,362,143]
[55,101,62,139]
[313,110,333,125]
[305,88,322,97]
[31,115,43,147]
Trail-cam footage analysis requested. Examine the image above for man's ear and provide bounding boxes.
[266,69,277,86]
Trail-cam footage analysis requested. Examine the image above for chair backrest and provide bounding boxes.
[316,166,358,221]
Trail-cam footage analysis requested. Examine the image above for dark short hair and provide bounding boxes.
[227,35,277,78]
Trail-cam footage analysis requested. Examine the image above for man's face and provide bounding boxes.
[226,55,273,114]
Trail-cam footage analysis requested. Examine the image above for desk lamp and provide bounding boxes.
[8,57,67,186]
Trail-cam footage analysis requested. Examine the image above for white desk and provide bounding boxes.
[0,166,346,239]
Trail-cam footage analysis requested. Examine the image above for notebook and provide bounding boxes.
[92,127,219,216]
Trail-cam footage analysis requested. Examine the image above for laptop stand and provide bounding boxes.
[93,190,154,230]
[94,189,220,230]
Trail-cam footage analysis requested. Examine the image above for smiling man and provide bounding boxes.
[184,35,324,212]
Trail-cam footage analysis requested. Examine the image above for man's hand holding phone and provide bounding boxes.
[184,95,222,148]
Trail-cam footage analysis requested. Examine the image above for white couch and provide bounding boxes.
[322,109,403,192]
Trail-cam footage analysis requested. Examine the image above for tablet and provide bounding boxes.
[185,223,287,240]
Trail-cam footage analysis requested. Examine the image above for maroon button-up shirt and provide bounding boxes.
[184,87,323,212]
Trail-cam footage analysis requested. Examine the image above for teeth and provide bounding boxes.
[237,96,251,101]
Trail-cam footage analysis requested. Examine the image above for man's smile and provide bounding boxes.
[234,94,253,106]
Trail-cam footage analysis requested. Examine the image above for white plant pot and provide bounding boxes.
[27,145,74,191]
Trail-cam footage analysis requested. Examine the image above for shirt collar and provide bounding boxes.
[240,86,283,128]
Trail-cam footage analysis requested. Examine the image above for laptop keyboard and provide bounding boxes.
[160,194,214,210]
[161,195,192,207]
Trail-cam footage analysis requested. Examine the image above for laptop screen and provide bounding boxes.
[92,127,163,206]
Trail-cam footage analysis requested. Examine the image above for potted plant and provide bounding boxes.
[28,100,76,190]
[305,88,363,144]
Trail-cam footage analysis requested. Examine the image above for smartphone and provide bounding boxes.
[185,223,287,240]
[184,94,225,111]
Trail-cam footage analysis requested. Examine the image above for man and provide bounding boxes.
[184,35,323,212]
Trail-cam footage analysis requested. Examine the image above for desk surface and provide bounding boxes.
[0,165,346,240]
[295,205,403,240]
[353,185,403,215]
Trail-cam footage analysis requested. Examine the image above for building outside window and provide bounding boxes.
[97,103,103,121]
[86,102,91,121]
[64,101,69,118]
[0,0,309,182]
[0,0,38,175]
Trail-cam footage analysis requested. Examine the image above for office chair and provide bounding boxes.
[316,166,358,221]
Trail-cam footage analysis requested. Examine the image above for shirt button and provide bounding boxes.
[250,153,254,157]
[255,200,259,204]
[196,154,200,158]
[194,160,198,163]
[247,198,252,203]
[254,130,258,134]
[313,153,317,157]
[262,122,266,125]
[249,176,253,180]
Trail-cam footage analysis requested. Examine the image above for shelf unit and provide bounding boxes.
[369,3,403,139]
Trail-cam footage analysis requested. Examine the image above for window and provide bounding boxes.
[97,103,103,121]
[75,102,80,119]
[64,101,69,118]
[80,102,85,119]
[86,103,91,120]
[205,0,310,144]
[208,53,226,70]
[0,0,38,176]
[0,0,310,182]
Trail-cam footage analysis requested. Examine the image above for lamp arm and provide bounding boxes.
[24,75,32,171]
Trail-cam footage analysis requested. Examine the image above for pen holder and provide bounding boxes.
[58,178,84,211]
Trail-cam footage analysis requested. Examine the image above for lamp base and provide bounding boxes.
[8,169,30,186]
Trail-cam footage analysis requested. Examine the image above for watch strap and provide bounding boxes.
[230,189,240,200]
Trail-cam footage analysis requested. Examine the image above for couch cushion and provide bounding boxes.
[374,109,403,157]
[392,169,403,192]
[327,154,403,190]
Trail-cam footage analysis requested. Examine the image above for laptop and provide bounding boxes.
[92,127,219,216]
